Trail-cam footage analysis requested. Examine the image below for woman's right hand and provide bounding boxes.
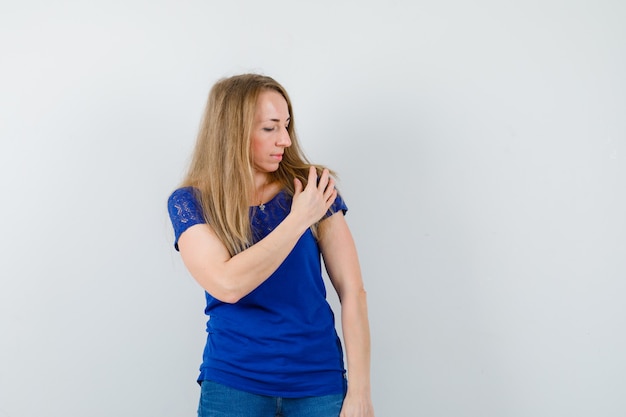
[291,166,337,229]
[177,166,337,303]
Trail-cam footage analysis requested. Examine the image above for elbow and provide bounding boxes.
[338,285,368,305]
[358,287,368,304]
[195,274,245,304]
[205,284,244,304]
[210,283,246,305]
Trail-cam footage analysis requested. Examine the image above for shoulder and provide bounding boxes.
[326,191,348,218]
[168,186,198,205]
[168,186,201,213]
[167,187,205,225]
[167,187,206,250]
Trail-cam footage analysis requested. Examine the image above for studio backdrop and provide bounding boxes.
[1,1,625,416]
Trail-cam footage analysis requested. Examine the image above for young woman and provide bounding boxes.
[168,73,374,417]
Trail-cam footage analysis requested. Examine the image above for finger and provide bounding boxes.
[323,177,336,200]
[317,168,330,190]
[317,168,330,191]
[306,166,317,189]
[293,177,303,195]
[326,188,337,206]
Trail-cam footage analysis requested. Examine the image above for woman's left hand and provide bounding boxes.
[340,392,375,417]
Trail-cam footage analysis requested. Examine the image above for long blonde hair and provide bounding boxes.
[181,73,333,256]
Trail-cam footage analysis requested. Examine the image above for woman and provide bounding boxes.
[168,73,374,417]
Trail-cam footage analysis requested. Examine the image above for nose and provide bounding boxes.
[277,127,292,147]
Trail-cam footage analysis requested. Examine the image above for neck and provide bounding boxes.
[253,174,272,207]
[253,173,271,189]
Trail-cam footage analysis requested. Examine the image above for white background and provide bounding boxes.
[1,1,625,416]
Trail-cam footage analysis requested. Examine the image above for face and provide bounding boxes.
[250,90,292,175]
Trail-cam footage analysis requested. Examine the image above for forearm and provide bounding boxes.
[219,213,309,301]
[341,288,372,394]
[180,166,336,303]
[180,212,311,303]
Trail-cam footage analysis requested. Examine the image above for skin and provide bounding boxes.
[178,90,374,416]
[250,90,292,192]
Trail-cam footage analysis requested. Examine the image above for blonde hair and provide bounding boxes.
[181,73,333,256]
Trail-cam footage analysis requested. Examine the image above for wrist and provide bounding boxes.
[284,212,311,235]
[346,378,371,396]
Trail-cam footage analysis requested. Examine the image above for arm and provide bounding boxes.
[318,212,374,417]
[178,167,336,304]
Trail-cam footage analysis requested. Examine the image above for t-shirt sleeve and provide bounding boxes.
[324,191,348,219]
[167,187,206,251]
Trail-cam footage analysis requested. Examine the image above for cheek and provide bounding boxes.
[250,137,266,163]
[251,135,269,153]
[250,142,261,158]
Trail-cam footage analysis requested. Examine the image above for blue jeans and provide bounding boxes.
[198,380,346,417]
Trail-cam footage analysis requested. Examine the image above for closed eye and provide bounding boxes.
[262,122,289,132]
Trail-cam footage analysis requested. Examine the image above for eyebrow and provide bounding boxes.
[268,117,290,123]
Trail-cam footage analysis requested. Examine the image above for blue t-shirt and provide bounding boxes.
[167,187,348,397]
